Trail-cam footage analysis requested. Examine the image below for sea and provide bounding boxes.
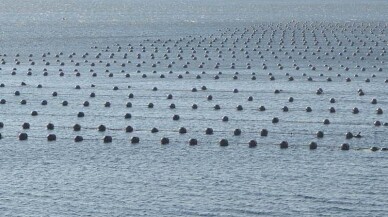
[0,0,388,216]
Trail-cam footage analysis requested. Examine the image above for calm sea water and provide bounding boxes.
[1,0,388,216]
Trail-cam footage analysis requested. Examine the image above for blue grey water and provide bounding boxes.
[1,0,388,216]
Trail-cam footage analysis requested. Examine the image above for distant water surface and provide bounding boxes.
[1,0,387,51]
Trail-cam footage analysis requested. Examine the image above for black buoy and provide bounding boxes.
[345,132,353,139]
[189,138,198,146]
[47,123,54,130]
[103,136,112,143]
[248,140,257,148]
[309,142,317,150]
[131,136,140,144]
[280,141,288,149]
[178,127,187,134]
[77,112,85,117]
[260,129,268,137]
[233,128,242,136]
[98,125,106,132]
[341,143,350,150]
[316,131,324,138]
[47,134,57,141]
[151,127,159,133]
[272,117,279,123]
[18,133,28,140]
[219,139,229,146]
[161,137,169,145]
[73,124,81,131]
[22,122,30,129]
[124,113,132,119]
[222,116,229,122]
[74,136,84,142]
[172,114,180,120]
[125,126,134,133]
[205,128,214,135]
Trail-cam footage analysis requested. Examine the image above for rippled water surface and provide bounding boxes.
[1,0,388,216]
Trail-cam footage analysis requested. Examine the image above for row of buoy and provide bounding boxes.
[3,45,385,60]
[4,49,383,64]
[3,106,386,121]
[4,80,386,98]
[3,88,387,111]
[1,23,386,74]
[2,66,384,74]
[0,71,388,87]
[1,22,387,153]
[2,70,387,81]
[4,122,386,139]
[9,132,388,151]
[4,91,387,106]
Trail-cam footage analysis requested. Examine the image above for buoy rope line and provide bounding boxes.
[0,112,385,126]
[1,122,386,137]
[0,135,386,151]
[1,100,387,108]
[2,89,388,102]
[2,87,388,97]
